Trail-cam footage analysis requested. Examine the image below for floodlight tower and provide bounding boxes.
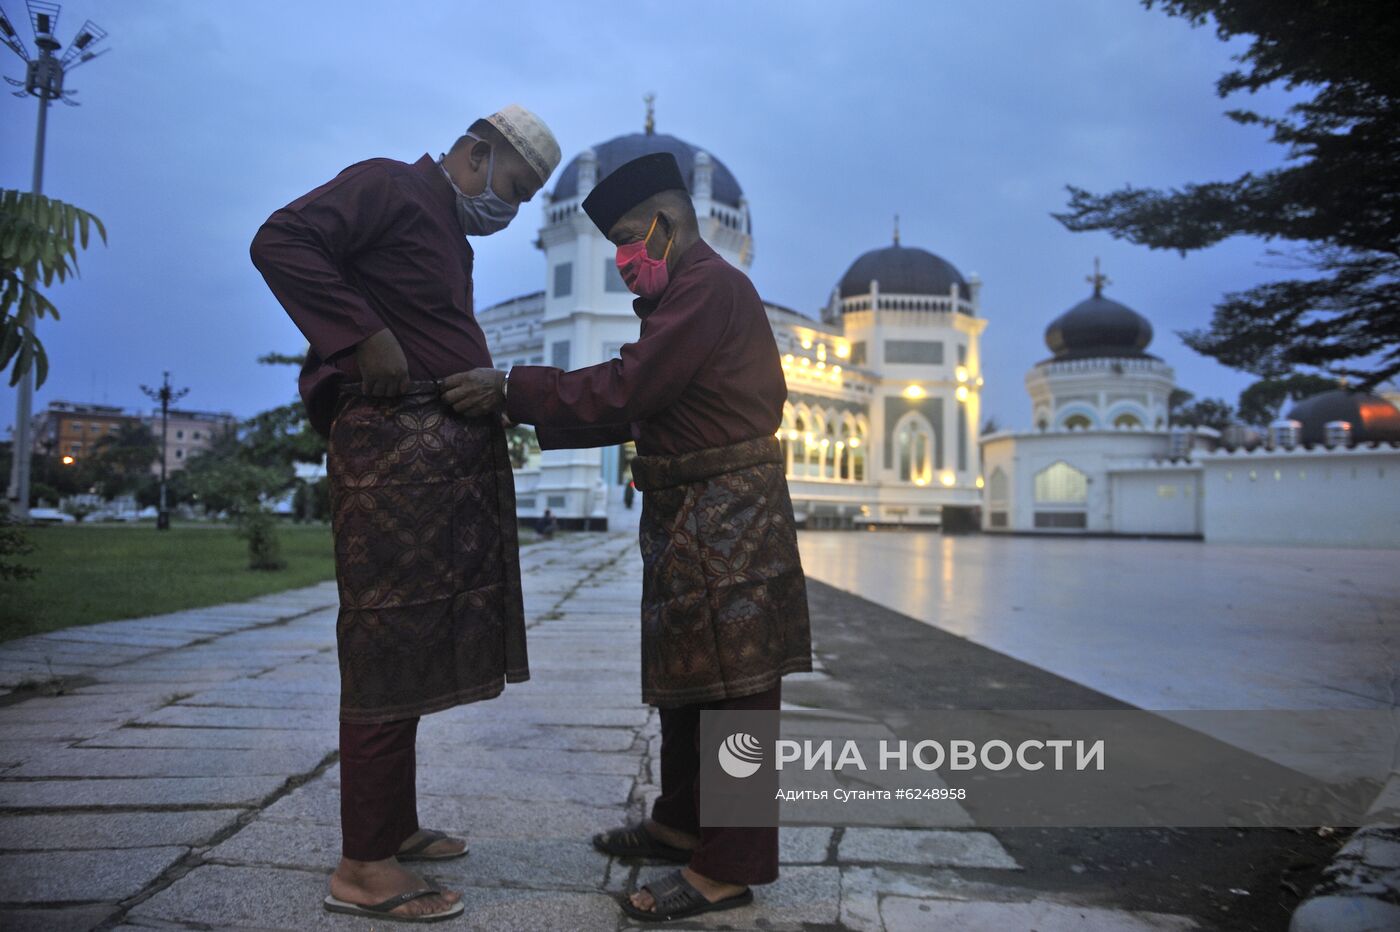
[1,2,110,521]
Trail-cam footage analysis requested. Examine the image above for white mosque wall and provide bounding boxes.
[980,429,1179,534]
[1198,444,1400,548]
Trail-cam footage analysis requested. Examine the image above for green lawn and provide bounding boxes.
[0,522,336,643]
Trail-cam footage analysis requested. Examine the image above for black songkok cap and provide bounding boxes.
[582,152,687,236]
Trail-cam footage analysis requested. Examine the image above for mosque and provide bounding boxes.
[479,107,985,529]
[981,268,1400,547]
[480,106,1400,545]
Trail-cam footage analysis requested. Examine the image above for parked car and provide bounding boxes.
[28,508,76,525]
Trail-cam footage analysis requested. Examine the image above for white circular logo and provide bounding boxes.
[717,732,764,778]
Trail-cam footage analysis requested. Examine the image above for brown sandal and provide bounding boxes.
[397,829,467,862]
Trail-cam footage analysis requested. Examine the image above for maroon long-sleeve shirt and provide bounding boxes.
[250,154,491,433]
[505,239,787,457]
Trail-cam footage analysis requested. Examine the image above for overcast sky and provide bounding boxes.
[0,0,1303,434]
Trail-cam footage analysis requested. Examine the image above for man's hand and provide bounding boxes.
[440,369,507,417]
[355,328,410,397]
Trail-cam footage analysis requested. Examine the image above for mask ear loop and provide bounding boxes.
[644,214,673,261]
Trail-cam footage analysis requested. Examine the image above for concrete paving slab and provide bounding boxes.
[8,746,329,778]
[879,895,1200,931]
[839,827,1020,869]
[0,775,287,808]
[259,779,626,841]
[77,727,332,751]
[780,825,833,863]
[0,904,120,931]
[0,846,186,902]
[132,705,337,731]
[0,809,243,850]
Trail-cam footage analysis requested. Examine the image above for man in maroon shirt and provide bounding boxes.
[442,153,812,923]
[251,105,560,923]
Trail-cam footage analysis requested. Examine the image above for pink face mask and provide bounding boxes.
[615,215,673,299]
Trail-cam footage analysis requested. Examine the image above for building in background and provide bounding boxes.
[479,112,985,529]
[980,275,1400,547]
[31,401,133,463]
[152,408,236,474]
[28,399,235,472]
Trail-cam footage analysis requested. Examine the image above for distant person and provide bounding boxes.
[250,104,560,923]
[439,152,812,923]
[624,478,636,509]
[535,508,558,539]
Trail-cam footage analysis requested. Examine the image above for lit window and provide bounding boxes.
[1157,484,1176,498]
[1034,461,1088,503]
[895,414,934,484]
[1063,414,1092,430]
[1113,413,1142,429]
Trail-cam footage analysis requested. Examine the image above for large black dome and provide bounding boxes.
[551,133,744,209]
[1044,293,1155,360]
[837,244,970,301]
[1285,389,1400,444]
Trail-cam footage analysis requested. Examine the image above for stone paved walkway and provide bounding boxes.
[0,533,1200,931]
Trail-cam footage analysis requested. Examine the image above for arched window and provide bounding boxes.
[1063,413,1092,430]
[792,414,808,477]
[1113,413,1142,429]
[1034,461,1088,503]
[894,412,934,484]
[988,466,1009,503]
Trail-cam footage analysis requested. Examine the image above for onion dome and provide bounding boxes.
[1285,389,1400,445]
[1044,264,1155,360]
[552,133,744,208]
[837,219,971,302]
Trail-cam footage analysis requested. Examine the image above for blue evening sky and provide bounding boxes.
[0,0,1304,433]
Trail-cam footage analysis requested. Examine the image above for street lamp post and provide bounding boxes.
[140,372,189,531]
[2,2,110,521]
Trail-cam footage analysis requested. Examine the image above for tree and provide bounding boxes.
[1171,397,1236,431]
[252,351,327,467]
[182,432,291,517]
[0,190,106,387]
[1237,372,1338,426]
[1054,1,1400,389]
[89,423,159,499]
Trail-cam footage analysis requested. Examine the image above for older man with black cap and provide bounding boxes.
[440,151,812,922]
[251,104,560,923]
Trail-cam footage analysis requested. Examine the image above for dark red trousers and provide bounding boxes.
[339,718,420,861]
[650,683,781,886]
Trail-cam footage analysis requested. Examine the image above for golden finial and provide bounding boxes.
[644,93,655,136]
[893,214,900,246]
[1087,256,1111,297]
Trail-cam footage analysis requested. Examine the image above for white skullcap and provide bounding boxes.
[485,104,561,186]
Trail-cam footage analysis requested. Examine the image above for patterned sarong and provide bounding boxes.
[328,381,527,723]
[631,435,812,707]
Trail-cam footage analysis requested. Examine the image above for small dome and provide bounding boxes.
[552,132,744,208]
[1285,389,1400,445]
[837,243,970,302]
[1044,292,1155,360]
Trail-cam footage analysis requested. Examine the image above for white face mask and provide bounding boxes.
[439,133,518,236]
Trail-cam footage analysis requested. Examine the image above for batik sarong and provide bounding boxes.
[631,435,812,707]
[328,381,528,723]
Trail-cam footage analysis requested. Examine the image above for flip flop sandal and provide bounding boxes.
[619,869,754,923]
[323,888,465,923]
[398,829,468,862]
[592,824,692,864]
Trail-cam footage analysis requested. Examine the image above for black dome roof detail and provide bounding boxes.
[1043,293,1155,360]
[1285,389,1400,444]
[552,133,744,208]
[837,244,970,301]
